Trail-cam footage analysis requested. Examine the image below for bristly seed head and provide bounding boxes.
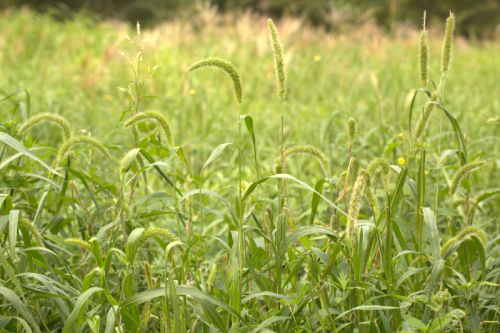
[450,161,487,195]
[347,169,371,239]
[268,19,287,100]
[187,58,242,105]
[487,116,500,123]
[18,113,72,141]
[418,11,429,87]
[124,111,174,148]
[285,145,330,174]
[65,238,92,251]
[139,228,179,247]
[348,117,356,142]
[18,218,43,247]
[441,12,455,73]
[54,136,111,168]
[368,158,390,192]
[441,226,487,258]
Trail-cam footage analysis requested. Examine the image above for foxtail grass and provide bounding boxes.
[441,12,455,73]
[53,136,110,168]
[139,228,179,247]
[449,161,487,195]
[441,225,487,257]
[347,169,370,239]
[368,157,390,191]
[285,145,330,174]
[418,12,429,86]
[18,218,43,246]
[124,111,174,147]
[187,58,242,105]
[65,238,92,251]
[18,113,71,141]
[268,19,287,100]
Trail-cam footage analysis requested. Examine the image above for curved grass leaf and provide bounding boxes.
[285,225,340,249]
[0,287,41,333]
[61,287,103,333]
[0,132,61,176]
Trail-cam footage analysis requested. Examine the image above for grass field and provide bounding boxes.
[1,6,500,333]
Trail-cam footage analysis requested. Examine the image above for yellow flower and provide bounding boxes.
[189,89,196,95]
[397,132,403,138]
[398,157,405,165]
[314,55,321,62]
[425,170,429,175]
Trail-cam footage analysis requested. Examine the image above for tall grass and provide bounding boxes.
[0,8,500,333]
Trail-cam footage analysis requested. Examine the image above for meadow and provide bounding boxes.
[0,6,500,333]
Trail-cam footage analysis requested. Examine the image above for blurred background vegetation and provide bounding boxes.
[3,0,500,38]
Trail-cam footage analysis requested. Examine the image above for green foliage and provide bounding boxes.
[0,9,500,333]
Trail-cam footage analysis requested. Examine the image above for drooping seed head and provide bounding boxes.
[441,225,487,258]
[268,19,287,100]
[54,136,111,168]
[139,228,179,247]
[18,113,72,141]
[285,145,330,174]
[187,58,242,105]
[368,158,390,192]
[487,116,500,123]
[441,12,455,73]
[65,238,92,251]
[313,220,329,229]
[450,161,487,195]
[124,111,174,148]
[418,12,429,87]
[18,218,43,247]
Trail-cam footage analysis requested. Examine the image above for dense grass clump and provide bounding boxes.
[1,9,500,333]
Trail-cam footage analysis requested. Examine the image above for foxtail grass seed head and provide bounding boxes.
[18,113,72,141]
[65,238,92,251]
[450,161,487,195]
[368,158,390,191]
[348,117,356,141]
[207,263,217,292]
[54,136,111,168]
[418,12,429,87]
[441,226,487,257]
[139,228,179,247]
[313,220,330,229]
[347,169,370,239]
[274,157,283,185]
[441,12,455,73]
[18,218,43,247]
[414,92,438,140]
[187,58,242,105]
[335,185,352,204]
[124,111,174,147]
[285,145,330,174]
[268,19,287,99]
[487,116,500,123]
